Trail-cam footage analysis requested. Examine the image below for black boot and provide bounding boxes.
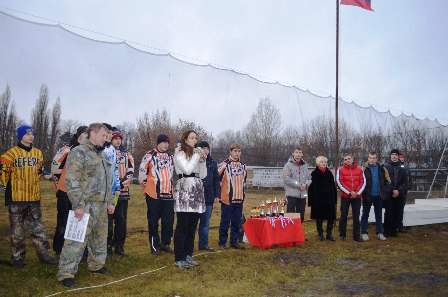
[316,220,324,241]
[107,245,113,260]
[326,220,335,241]
[115,245,129,257]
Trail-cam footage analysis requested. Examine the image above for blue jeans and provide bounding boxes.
[219,204,242,246]
[361,195,383,234]
[198,205,213,248]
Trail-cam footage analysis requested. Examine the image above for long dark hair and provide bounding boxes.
[180,130,197,160]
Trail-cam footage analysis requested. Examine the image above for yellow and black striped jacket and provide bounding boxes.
[0,143,43,204]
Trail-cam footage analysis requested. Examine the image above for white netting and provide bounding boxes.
[0,10,445,134]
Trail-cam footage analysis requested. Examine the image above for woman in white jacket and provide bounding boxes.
[173,130,207,268]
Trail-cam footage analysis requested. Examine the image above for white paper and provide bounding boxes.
[64,210,90,242]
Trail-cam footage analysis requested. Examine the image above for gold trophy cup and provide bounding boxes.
[265,198,272,217]
[272,197,279,217]
[279,198,287,216]
[259,201,266,218]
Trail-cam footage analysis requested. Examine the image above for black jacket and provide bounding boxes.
[202,154,221,205]
[384,161,408,199]
[362,162,392,201]
[308,167,337,220]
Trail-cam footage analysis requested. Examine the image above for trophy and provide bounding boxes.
[272,197,279,217]
[279,198,287,217]
[259,201,266,218]
[265,198,272,217]
[250,206,257,218]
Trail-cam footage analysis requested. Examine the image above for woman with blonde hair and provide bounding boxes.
[173,130,207,268]
[307,156,337,241]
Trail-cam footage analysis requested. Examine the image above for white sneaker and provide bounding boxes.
[361,234,369,241]
[377,233,386,241]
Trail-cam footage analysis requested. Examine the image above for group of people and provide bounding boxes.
[1,124,410,289]
[0,123,247,288]
[283,147,409,243]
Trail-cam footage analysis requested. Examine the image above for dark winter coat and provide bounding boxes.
[308,167,337,220]
[383,161,408,199]
[362,161,392,201]
[202,154,221,205]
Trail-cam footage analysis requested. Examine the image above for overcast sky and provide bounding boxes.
[0,0,447,133]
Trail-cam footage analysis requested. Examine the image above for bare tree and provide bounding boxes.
[116,121,136,151]
[245,98,282,166]
[0,85,19,153]
[31,84,50,150]
[46,97,62,169]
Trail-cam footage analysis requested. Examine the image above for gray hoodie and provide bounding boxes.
[282,156,311,198]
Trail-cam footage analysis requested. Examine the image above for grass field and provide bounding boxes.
[1,181,447,297]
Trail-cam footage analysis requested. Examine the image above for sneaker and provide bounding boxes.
[398,228,408,233]
[219,244,228,250]
[354,237,364,242]
[339,236,346,241]
[362,234,369,241]
[10,259,25,267]
[318,234,325,241]
[377,233,387,241]
[175,261,192,269]
[61,278,75,288]
[151,249,162,256]
[230,243,246,250]
[198,246,215,252]
[160,244,174,254]
[92,267,112,275]
[326,235,336,241]
[186,255,198,266]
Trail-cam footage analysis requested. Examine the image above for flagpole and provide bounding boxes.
[335,0,340,173]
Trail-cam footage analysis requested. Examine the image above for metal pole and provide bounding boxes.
[335,0,340,173]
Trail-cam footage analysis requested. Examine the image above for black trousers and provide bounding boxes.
[384,197,403,235]
[107,199,129,247]
[145,195,174,252]
[339,198,361,239]
[53,190,72,254]
[316,219,335,236]
[286,196,306,223]
[174,212,200,262]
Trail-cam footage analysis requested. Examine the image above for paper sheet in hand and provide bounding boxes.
[64,210,90,242]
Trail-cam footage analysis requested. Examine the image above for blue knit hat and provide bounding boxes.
[157,134,170,145]
[17,125,34,141]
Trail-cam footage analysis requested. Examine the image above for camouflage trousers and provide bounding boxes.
[57,201,108,280]
[8,204,52,262]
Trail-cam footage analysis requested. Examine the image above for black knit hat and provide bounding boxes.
[390,148,400,155]
[75,126,88,138]
[197,141,210,149]
[157,134,170,145]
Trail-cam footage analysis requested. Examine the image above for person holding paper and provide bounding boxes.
[57,123,115,288]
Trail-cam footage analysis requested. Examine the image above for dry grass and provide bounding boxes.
[1,182,448,297]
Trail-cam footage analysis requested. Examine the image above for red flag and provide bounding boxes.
[341,0,373,11]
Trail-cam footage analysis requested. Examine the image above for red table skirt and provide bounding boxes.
[243,217,305,249]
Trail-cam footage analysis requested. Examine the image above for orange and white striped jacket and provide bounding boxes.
[138,149,174,199]
[116,146,134,199]
[51,145,71,192]
[219,158,247,205]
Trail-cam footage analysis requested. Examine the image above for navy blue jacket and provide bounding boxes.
[202,154,221,205]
